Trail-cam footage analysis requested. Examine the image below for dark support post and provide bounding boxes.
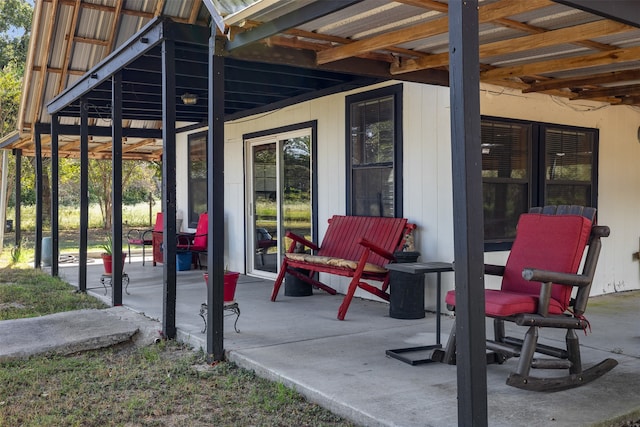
[79,97,89,292]
[51,115,59,277]
[13,149,21,248]
[34,131,43,269]
[448,1,488,426]
[207,34,226,362]
[161,38,178,339]
[112,72,123,306]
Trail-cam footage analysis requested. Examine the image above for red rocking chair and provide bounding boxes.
[433,205,617,391]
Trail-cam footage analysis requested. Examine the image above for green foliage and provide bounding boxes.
[0,0,32,71]
[0,62,22,136]
[88,159,160,229]
[98,234,113,255]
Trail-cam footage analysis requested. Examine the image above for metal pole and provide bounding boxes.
[112,71,124,306]
[207,34,226,362]
[448,1,488,425]
[13,149,21,248]
[0,150,8,255]
[51,114,59,276]
[161,38,178,339]
[79,98,89,292]
[34,131,43,269]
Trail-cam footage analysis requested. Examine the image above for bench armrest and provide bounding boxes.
[360,238,395,261]
[485,264,505,276]
[285,231,320,252]
[522,268,592,288]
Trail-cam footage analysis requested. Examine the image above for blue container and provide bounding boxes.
[176,252,192,271]
[42,237,52,267]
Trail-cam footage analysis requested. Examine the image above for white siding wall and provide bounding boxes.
[176,80,640,307]
[479,82,640,296]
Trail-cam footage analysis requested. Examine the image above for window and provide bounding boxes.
[188,131,207,228]
[482,117,598,250]
[346,85,403,217]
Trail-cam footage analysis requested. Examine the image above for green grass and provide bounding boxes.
[0,269,356,427]
[0,342,353,426]
[0,268,107,320]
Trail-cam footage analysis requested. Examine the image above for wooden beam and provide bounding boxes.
[267,36,395,63]
[79,2,115,13]
[56,0,81,95]
[106,0,124,54]
[392,20,632,74]
[316,0,552,65]
[620,96,640,106]
[122,138,157,153]
[399,0,615,52]
[523,69,640,92]
[32,0,59,128]
[189,0,202,24]
[229,41,449,86]
[73,36,110,46]
[33,65,83,75]
[482,45,640,80]
[285,28,427,59]
[575,83,640,99]
[120,8,154,19]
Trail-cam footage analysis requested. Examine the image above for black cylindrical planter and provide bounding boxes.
[389,251,424,319]
[285,268,313,296]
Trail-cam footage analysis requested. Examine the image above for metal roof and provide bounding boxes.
[6,0,640,160]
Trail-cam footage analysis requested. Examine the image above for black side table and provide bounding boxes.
[385,261,454,365]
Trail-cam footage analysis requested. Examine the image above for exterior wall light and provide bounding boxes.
[181,93,198,105]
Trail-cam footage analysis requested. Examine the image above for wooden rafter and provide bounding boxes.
[315,0,552,65]
[122,138,157,153]
[56,0,81,95]
[189,0,203,24]
[392,20,633,74]
[285,28,427,59]
[482,45,640,80]
[106,1,124,55]
[575,83,640,99]
[267,36,395,63]
[523,69,640,93]
[31,0,59,129]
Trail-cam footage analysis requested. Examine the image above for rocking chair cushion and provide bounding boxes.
[445,213,592,316]
[501,213,592,313]
[484,289,565,316]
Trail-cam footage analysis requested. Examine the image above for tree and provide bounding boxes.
[0,0,32,236]
[0,0,32,72]
[88,159,159,229]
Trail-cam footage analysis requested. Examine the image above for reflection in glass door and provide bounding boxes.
[248,132,312,277]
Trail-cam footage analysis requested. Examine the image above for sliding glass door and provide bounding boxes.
[247,129,313,277]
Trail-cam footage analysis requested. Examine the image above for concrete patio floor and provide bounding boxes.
[54,254,640,427]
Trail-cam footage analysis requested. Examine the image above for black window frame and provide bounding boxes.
[482,116,599,251]
[345,84,403,218]
[187,130,207,228]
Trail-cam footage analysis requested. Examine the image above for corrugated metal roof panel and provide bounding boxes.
[163,0,197,20]
[594,29,640,46]
[512,4,600,31]
[114,14,152,48]
[208,0,257,17]
[485,45,591,68]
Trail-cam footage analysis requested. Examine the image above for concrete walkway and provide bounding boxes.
[3,256,640,427]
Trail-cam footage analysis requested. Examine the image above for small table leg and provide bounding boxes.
[199,302,240,334]
[385,265,450,366]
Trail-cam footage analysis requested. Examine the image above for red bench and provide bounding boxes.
[270,215,416,320]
